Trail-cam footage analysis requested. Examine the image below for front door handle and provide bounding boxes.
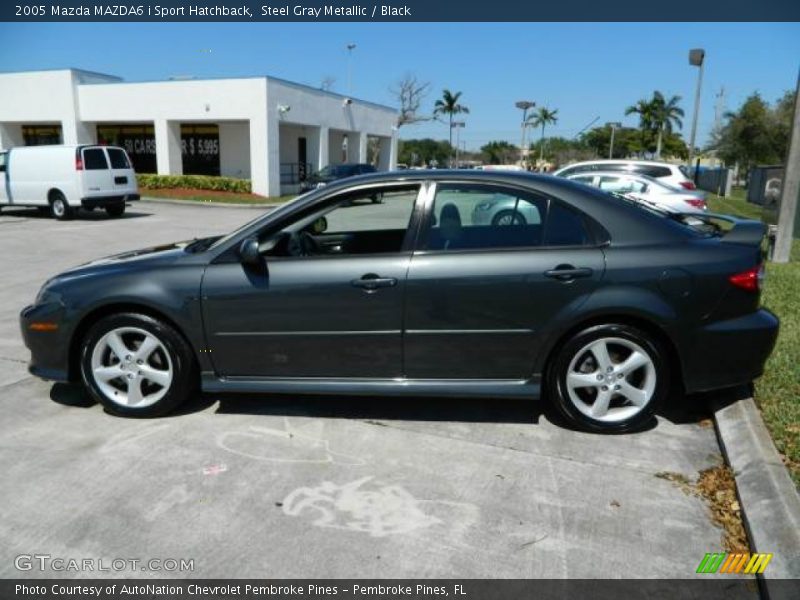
[544,265,594,281]
[351,273,398,291]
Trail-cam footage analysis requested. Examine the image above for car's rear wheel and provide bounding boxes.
[547,323,669,432]
[492,210,526,226]
[50,191,73,220]
[80,313,195,417]
[105,203,126,217]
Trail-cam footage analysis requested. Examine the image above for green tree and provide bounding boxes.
[650,91,684,159]
[527,107,559,164]
[433,89,469,165]
[398,138,453,167]
[625,98,656,155]
[480,140,518,165]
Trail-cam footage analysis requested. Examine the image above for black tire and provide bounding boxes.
[547,323,669,433]
[50,191,73,220]
[491,210,526,226]
[105,203,126,218]
[80,313,196,417]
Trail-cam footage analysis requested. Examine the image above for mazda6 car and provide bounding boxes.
[21,171,778,432]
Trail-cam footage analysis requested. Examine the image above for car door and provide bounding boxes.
[201,183,424,378]
[80,147,113,199]
[105,147,137,196]
[403,181,606,380]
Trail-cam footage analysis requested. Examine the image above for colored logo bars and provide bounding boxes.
[697,553,773,574]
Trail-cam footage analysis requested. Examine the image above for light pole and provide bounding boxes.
[687,48,705,178]
[606,122,621,159]
[451,121,465,168]
[346,43,357,95]
[515,100,535,167]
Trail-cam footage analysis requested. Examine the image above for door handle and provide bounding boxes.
[544,265,594,281]
[351,274,398,291]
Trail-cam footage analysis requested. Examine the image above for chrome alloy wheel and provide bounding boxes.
[89,326,173,408]
[564,336,657,423]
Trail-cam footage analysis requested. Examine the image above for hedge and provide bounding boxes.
[136,174,252,194]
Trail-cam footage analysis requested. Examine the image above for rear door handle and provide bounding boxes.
[544,266,594,281]
[351,274,398,291]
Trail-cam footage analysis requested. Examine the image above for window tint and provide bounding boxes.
[106,148,130,169]
[632,165,671,178]
[424,184,556,251]
[83,148,108,170]
[263,186,419,258]
[544,202,589,246]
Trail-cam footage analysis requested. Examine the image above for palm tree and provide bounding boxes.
[528,107,559,166]
[650,91,684,159]
[433,89,469,165]
[625,98,655,157]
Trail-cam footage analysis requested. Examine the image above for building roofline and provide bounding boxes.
[0,67,123,81]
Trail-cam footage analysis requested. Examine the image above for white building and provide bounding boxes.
[0,68,399,197]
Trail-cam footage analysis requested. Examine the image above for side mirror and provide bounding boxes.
[238,236,263,268]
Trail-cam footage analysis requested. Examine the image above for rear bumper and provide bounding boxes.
[19,303,72,383]
[81,193,140,209]
[683,308,779,393]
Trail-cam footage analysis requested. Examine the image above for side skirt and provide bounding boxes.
[201,372,541,399]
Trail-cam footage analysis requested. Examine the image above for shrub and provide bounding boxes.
[136,174,252,193]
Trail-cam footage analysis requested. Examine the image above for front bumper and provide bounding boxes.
[683,308,779,393]
[20,302,72,382]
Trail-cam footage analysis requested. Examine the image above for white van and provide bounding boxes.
[0,145,139,219]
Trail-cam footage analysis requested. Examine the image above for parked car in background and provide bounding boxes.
[0,145,139,219]
[563,171,707,214]
[22,171,777,433]
[300,163,377,193]
[553,159,697,191]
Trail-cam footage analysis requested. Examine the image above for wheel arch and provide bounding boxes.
[68,302,199,381]
[47,188,67,203]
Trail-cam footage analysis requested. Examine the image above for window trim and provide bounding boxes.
[414,180,605,255]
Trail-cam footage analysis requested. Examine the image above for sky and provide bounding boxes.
[2,22,798,150]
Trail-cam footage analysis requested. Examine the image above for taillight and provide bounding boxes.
[75,156,83,170]
[684,198,707,210]
[680,181,696,190]
[729,265,764,292]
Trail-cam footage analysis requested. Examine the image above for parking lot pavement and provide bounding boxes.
[0,203,744,580]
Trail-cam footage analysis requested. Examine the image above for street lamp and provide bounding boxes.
[346,43,357,95]
[515,100,535,167]
[606,122,622,159]
[687,48,705,178]
[451,121,465,168]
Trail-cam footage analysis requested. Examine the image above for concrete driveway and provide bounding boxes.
[0,201,742,580]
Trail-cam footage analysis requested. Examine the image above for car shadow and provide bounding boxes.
[48,380,750,433]
[0,206,152,221]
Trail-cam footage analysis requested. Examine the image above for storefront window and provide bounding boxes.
[97,124,157,173]
[181,124,220,176]
[22,125,62,146]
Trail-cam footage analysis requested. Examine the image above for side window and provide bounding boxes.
[633,165,671,178]
[571,175,595,185]
[106,148,130,169]
[598,175,646,194]
[262,186,419,258]
[544,202,590,246]
[0,152,6,173]
[424,184,547,251]
[83,148,108,170]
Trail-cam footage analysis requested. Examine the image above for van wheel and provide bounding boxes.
[50,192,73,220]
[105,204,126,218]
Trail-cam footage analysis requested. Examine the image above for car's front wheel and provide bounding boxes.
[80,313,196,417]
[547,323,669,432]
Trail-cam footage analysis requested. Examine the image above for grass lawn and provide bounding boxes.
[141,187,296,205]
[706,187,800,485]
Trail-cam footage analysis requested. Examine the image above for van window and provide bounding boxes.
[83,148,109,170]
[106,148,130,169]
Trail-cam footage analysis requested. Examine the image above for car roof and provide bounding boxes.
[561,159,678,168]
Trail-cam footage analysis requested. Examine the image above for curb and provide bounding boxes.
[140,196,284,209]
[714,394,800,591]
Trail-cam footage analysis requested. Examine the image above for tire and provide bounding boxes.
[547,323,669,433]
[50,191,73,220]
[492,210,526,226]
[80,313,196,417]
[105,203,126,217]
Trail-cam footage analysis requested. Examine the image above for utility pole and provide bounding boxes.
[607,121,621,159]
[773,69,800,264]
[515,100,535,167]
[687,48,706,175]
[451,121,465,168]
[346,43,356,96]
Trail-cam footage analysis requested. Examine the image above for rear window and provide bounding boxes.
[632,165,672,178]
[106,148,130,169]
[83,148,108,170]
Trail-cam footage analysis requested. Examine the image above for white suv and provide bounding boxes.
[553,159,697,191]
